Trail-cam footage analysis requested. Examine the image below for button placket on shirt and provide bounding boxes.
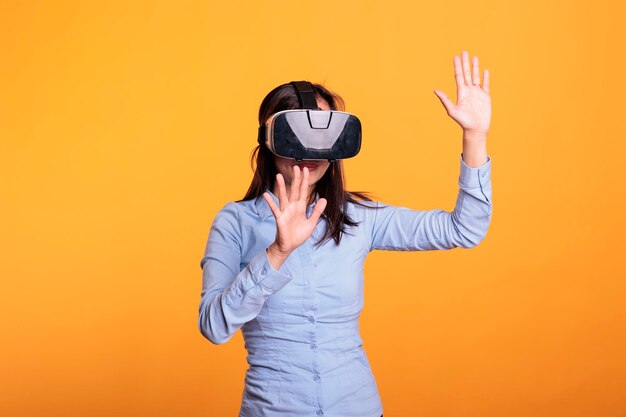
[300,211,324,414]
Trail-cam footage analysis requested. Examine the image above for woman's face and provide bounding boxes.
[271,97,332,195]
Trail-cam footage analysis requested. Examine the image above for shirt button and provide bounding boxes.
[313,374,321,381]
[308,316,315,323]
[310,344,317,350]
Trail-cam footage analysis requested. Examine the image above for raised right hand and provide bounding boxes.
[262,165,328,257]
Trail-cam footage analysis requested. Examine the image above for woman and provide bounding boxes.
[199,50,493,417]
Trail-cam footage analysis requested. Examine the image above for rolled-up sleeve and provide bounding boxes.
[368,154,492,251]
[198,202,292,345]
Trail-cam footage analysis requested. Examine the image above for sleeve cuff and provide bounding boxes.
[247,248,293,293]
[459,153,491,188]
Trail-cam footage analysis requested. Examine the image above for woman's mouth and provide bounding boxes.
[294,162,319,172]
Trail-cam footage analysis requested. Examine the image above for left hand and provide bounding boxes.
[434,51,491,135]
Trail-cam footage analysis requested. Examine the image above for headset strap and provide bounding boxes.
[258,81,317,146]
[290,81,318,109]
[257,125,265,145]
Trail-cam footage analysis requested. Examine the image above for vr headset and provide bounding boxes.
[257,81,362,162]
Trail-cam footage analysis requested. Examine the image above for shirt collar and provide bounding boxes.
[254,188,321,221]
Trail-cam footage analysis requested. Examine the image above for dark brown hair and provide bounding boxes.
[237,81,382,248]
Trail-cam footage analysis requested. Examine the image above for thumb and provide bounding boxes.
[433,89,455,115]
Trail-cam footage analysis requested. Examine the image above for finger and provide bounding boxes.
[290,164,301,202]
[276,173,288,211]
[308,198,327,223]
[461,51,471,86]
[483,69,490,94]
[299,166,309,202]
[453,55,464,91]
[263,192,281,219]
[433,89,455,115]
[472,56,480,86]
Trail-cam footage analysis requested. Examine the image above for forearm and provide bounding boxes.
[462,130,488,168]
[199,249,293,344]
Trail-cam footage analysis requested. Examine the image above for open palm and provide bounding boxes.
[263,165,327,254]
[434,51,492,134]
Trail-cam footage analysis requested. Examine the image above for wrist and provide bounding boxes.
[266,242,292,271]
[267,242,291,259]
[463,129,488,142]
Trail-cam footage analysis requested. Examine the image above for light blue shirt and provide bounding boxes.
[199,154,492,417]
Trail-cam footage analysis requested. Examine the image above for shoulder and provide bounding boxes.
[345,196,387,225]
[214,198,257,218]
[346,195,394,213]
[212,197,268,232]
[345,196,400,230]
[209,202,240,236]
[209,198,261,242]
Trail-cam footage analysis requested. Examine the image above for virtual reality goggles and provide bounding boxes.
[257,81,362,162]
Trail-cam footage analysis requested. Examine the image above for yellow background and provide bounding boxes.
[1,1,625,416]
